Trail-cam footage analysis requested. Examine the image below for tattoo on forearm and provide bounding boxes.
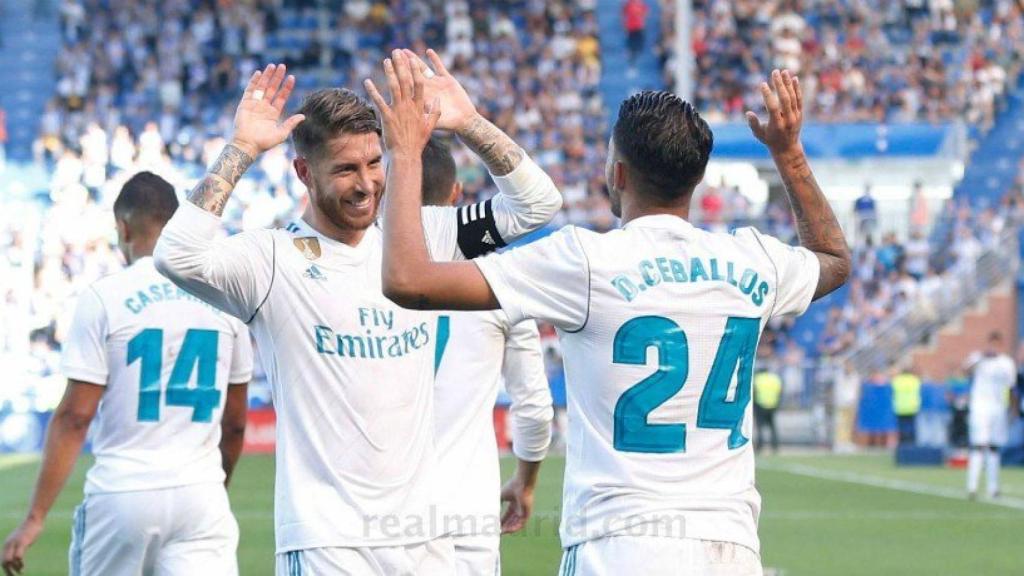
[776,153,851,298]
[459,115,524,176]
[187,144,255,216]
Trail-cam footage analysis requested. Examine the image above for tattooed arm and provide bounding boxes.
[774,149,851,299]
[396,49,562,257]
[456,114,524,177]
[747,69,851,299]
[189,144,255,216]
[154,63,305,321]
[188,63,305,217]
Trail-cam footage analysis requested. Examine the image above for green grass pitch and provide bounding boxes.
[2,452,1023,575]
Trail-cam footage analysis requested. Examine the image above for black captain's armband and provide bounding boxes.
[456,199,507,258]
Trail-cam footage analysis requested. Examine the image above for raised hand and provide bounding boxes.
[363,49,441,156]
[400,49,478,134]
[231,63,306,159]
[745,69,803,156]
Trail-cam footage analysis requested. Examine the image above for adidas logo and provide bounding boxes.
[482,231,495,245]
[303,264,327,281]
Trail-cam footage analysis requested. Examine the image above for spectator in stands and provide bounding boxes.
[621,0,648,66]
[854,185,877,238]
[892,365,923,445]
[754,366,783,455]
[684,0,1024,126]
[908,181,929,232]
[903,230,930,281]
[833,360,860,453]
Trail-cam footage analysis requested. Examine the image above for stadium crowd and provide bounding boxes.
[3,0,1023,418]
[663,0,1024,128]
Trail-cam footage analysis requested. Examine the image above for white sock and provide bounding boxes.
[986,449,1001,496]
[967,450,983,494]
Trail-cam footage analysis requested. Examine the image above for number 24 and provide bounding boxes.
[613,316,758,453]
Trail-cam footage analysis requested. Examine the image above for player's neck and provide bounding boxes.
[620,198,691,226]
[125,237,157,265]
[301,208,369,247]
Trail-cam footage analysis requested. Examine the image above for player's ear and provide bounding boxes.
[294,157,312,190]
[613,160,627,192]
[450,181,463,206]
[115,217,130,245]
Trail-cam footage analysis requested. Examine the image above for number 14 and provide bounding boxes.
[127,328,221,423]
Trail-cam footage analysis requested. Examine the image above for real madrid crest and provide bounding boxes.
[293,237,322,260]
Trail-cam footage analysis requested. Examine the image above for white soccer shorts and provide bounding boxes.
[452,534,500,576]
[558,536,763,576]
[969,408,1009,447]
[68,482,238,576]
[275,537,455,575]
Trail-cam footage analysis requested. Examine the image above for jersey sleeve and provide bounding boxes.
[474,226,590,331]
[420,153,562,261]
[228,320,254,384]
[154,201,275,323]
[61,287,110,385]
[501,319,553,462]
[735,227,820,319]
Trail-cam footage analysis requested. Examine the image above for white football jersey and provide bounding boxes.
[61,257,253,495]
[433,311,553,537]
[155,156,560,552]
[476,215,820,552]
[969,354,1016,412]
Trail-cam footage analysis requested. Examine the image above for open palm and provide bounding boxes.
[402,49,477,133]
[232,63,305,157]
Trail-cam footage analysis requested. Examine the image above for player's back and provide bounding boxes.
[550,216,818,552]
[433,311,508,529]
[970,354,1015,412]
[62,257,251,495]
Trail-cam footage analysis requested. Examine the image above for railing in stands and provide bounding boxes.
[840,226,1020,376]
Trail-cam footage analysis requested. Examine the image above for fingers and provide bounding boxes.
[773,70,792,117]
[745,111,765,142]
[410,53,426,104]
[241,70,262,100]
[264,64,288,103]
[253,63,275,100]
[793,74,804,112]
[271,75,296,113]
[760,80,782,125]
[383,58,401,104]
[426,48,450,77]
[281,113,306,134]
[363,79,390,116]
[781,69,799,116]
[392,50,416,103]
[426,96,441,131]
[402,49,433,78]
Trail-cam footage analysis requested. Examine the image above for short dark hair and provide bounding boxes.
[113,171,178,228]
[421,136,457,206]
[612,90,713,200]
[292,88,380,160]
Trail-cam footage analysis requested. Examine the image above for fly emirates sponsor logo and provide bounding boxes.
[313,307,431,360]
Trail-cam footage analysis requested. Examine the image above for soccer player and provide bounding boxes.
[154,58,561,574]
[422,136,553,574]
[370,56,850,574]
[1,172,253,576]
[965,331,1017,500]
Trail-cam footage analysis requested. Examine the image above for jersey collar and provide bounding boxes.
[623,214,697,234]
[284,217,378,260]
